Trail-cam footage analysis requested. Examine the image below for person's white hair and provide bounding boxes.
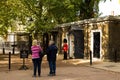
[49,40,54,45]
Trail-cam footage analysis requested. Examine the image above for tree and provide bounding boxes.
[69,0,112,20]
[0,0,31,39]
[0,0,111,39]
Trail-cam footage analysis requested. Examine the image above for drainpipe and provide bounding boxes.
[87,23,88,58]
[86,20,89,58]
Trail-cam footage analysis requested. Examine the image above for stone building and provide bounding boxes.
[53,16,120,61]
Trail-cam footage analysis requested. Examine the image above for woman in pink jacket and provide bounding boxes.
[31,39,42,77]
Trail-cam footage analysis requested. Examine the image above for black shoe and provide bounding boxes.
[38,75,41,77]
[48,74,53,76]
[32,75,36,77]
[52,73,56,76]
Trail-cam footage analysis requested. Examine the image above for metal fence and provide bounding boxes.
[0,41,30,54]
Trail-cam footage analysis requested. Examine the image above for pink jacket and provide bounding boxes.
[31,45,42,59]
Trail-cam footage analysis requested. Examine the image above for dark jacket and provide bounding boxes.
[46,44,58,61]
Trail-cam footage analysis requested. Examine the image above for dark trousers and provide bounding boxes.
[32,58,42,76]
[64,51,67,60]
[48,61,56,74]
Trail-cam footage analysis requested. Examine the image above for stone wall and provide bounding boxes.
[55,16,120,61]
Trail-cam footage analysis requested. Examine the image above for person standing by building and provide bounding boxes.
[46,40,58,76]
[62,39,68,60]
[31,39,42,77]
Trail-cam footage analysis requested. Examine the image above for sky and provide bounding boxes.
[99,0,120,17]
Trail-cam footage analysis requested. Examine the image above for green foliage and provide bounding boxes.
[0,0,30,38]
[0,0,111,38]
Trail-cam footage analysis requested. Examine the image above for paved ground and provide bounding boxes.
[1,66,120,80]
[0,54,120,80]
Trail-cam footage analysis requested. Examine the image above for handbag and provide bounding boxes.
[39,51,45,58]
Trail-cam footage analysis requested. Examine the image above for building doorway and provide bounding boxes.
[91,30,101,59]
[93,32,100,58]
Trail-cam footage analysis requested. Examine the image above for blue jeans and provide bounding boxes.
[48,61,56,74]
[32,58,42,76]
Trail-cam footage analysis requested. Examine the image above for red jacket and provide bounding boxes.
[63,43,68,52]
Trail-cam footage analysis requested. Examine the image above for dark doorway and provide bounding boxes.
[93,32,100,58]
[73,30,84,58]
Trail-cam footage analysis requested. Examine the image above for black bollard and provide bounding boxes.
[114,49,117,63]
[3,48,5,54]
[90,51,92,65]
[8,52,11,71]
